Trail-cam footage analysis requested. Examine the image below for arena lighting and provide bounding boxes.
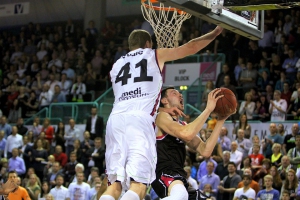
[180,86,188,90]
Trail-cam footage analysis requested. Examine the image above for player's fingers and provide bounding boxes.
[212,88,221,98]
[216,94,224,100]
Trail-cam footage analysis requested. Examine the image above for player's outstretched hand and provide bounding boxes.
[205,88,223,112]
[160,107,186,117]
[2,180,17,194]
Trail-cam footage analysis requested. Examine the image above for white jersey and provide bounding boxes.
[269,99,287,121]
[110,48,162,116]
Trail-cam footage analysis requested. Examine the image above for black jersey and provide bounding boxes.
[155,119,187,177]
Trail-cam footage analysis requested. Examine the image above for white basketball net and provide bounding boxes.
[141,0,191,48]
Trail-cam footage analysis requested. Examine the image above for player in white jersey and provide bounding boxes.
[100,27,223,200]
[269,90,288,121]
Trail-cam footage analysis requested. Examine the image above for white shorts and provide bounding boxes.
[105,111,157,189]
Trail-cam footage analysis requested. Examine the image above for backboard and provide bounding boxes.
[159,0,264,40]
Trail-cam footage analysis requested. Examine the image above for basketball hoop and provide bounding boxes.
[141,0,191,48]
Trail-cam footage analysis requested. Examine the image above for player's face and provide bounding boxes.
[167,89,184,111]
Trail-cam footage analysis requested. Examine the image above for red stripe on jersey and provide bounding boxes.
[156,132,168,140]
[150,89,161,116]
[155,49,162,75]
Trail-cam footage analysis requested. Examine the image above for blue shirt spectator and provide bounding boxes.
[197,158,217,182]
[8,148,26,176]
[0,116,12,138]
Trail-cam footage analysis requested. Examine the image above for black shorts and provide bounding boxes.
[151,171,209,200]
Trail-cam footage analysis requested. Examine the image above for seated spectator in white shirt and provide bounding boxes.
[49,174,68,200]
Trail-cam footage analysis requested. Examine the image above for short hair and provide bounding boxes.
[75,163,85,171]
[228,161,236,168]
[223,151,230,156]
[55,174,64,181]
[159,87,175,107]
[262,158,271,165]
[253,143,260,148]
[206,161,215,167]
[264,174,273,181]
[90,167,99,173]
[94,137,102,141]
[128,30,152,50]
[272,143,281,151]
[8,170,17,176]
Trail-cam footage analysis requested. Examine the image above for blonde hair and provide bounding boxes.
[264,174,273,181]
[272,143,281,151]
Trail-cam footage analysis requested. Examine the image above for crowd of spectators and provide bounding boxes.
[0,6,300,200]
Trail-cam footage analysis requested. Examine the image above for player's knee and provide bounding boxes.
[169,184,188,200]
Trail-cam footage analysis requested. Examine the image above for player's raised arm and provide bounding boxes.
[156,88,223,142]
[156,26,223,69]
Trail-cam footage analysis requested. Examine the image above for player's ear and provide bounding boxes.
[160,97,168,107]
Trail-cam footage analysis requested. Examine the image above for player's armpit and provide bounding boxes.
[186,136,202,151]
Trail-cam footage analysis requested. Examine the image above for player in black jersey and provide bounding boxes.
[152,87,235,200]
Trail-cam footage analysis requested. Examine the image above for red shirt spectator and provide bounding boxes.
[53,145,68,167]
[41,118,54,143]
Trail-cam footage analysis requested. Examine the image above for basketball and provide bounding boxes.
[213,88,237,119]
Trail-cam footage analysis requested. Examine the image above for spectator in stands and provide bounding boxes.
[281,169,299,199]
[38,181,50,199]
[257,175,280,200]
[237,168,260,195]
[20,135,32,170]
[235,129,252,158]
[15,118,27,136]
[48,51,63,70]
[221,75,237,98]
[64,152,77,184]
[73,139,82,163]
[7,99,21,123]
[0,116,12,138]
[249,143,264,170]
[61,61,75,83]
[10,45,23,64]
[27,173,41,199]
[200,81,214,111]
[291,82,300,102]
[71,75,86,102]
[283,15,293,36]
[32,138,48,181]
[264,123,284,158]
[230,141,243,170]
[276,72,289,92]
[287,135,300,169]
[85,106,104,140]
[24,91,38,118]
[233,174,256,200]
[269,143,283,168]
[46,161,63,188]
[60,73,72,96]
[283,123,299,155]
[232,114,252,139]
[269,90,288,121]
[39,84,53,109]
[218,162,241,200]
[8,148,26,176]
[198,161,220,198]
[275,19,284,44]
[282,49,298,83]
[239,92,255,120]
[0,131,6,157]
[41,118,54,144]
[234,57,245,84]
[259,24,274,49]
[36,43,48,61]
[215,151,230,181]
[67,172,90,200]
[86,137,105,175]
[216,63,236,88]
[183,166,198,190]
[45,73,61,93]
[49,174,68,200]
[269,166,283,192]
[278,156,292,181]
[197,156,217,182]
[218,127,231,151]
[290,88,300,119]
[64,118,80,156]
[53,145,68,168]
[239,61,258,95]
[4,126,23,159]
[51,85,66,103]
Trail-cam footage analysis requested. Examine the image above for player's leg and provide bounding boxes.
[120,181,147,200]
[100,182,122,200]
[100,115,126,200]
[160,180,188,200]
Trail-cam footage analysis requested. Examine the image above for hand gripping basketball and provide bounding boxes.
[205,88,224,113]
[213,88,237,120]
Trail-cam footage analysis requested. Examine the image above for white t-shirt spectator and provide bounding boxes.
[67,182,90,200]
[233,187,256,199]
[269,99,287,121]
